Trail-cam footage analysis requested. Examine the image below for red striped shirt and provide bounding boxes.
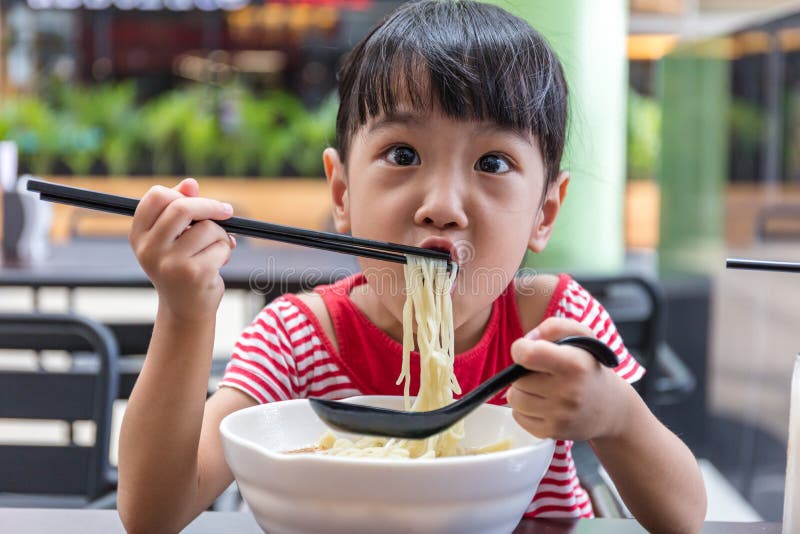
[221,273,643,519]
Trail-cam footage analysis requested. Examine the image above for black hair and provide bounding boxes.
[335,0,568,187]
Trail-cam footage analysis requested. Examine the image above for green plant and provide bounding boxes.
[217,86,250,176]
[139,90,193,175]
[728,97,764,147]
[1,97,60,175]
[251,91,308,176]
[178,88,221,176]
[0,110,10,141]
[57,119,102,175]
[627,89,662,181]
[233,89,330,177]
[83,83,141,175]
[2,83,338,177]
[288,92,338,176]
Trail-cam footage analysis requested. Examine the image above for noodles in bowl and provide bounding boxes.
[219,396,555,534]
[219,255,556,533]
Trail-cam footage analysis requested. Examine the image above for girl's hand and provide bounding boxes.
[129,178,236,323]
[506,317,631,442]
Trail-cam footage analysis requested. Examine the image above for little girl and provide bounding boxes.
[118,1,706,532]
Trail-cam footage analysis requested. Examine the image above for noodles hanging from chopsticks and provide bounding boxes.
[311,256,511,459]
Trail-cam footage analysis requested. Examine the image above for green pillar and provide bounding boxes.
[486,0,629,272]
[657,40,729,275]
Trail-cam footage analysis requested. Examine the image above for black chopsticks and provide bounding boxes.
[726,258,800,274]
[26,179,452,266]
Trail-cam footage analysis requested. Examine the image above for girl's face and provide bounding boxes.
[324,107,568,336]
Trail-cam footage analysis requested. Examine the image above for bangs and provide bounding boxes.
[335,0,567,179]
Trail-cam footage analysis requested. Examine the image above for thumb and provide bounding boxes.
[526,317,594,343]
[173,177,199,197]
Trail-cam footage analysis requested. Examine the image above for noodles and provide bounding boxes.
[389,255,462,458]
[313,256,510,459]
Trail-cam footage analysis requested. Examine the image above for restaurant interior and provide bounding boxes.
[1,0,800,530]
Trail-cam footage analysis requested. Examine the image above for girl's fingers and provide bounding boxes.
[505,385,548,418]
[149,196,233,246]
[510,372,566,402]
[192,238,234,270]
[528,317,595,343]
[511,369,549,391]
[130,178,202,239]
[512,337,599,378]
[130,185,183,238]
[175,177,199,197]
[171,220,231,258]
[511,411,548,439]
[510,338,568,375]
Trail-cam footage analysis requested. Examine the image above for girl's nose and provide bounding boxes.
[413,176,469,230]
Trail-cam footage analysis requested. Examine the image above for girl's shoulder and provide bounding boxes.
[514,273,588,333]
[515,274,645,382]
[288,291,339,353]
[514,273,559,333]
[242,291,338,356]
[222,291,344,403]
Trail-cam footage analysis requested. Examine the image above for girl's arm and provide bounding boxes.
[118,312,256,534]
[508,317,706,534]
[117,180,255,533]
[589,383,706,533]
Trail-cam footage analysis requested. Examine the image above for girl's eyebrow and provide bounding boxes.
[367,112,533,147]
[367,112,424,134]
[480,124,535,147]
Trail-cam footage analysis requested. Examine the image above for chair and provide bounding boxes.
[97,321,227,399]
[571,274,697,518]
[103,322,153,399]
[575,274,695,407]
[94,321,236,512]
[0,312,119,508]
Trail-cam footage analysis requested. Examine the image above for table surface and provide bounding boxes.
[0,238,359,292]
[0,508,782,533]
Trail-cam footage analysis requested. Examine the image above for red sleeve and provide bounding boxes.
[219,296,302,403]
[554,276,645,384]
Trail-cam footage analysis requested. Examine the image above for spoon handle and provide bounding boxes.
[446,335,618,413]
[554,335,619,368]
[726,258,800,273]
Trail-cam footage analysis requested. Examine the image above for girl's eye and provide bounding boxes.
[386,146,420,166]
[476,154,510,174]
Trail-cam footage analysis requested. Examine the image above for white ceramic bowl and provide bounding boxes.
[220,396,555,534]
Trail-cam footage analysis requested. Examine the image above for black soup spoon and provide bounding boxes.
[308,335,618,440]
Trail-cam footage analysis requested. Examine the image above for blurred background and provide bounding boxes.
[1,0,800,523]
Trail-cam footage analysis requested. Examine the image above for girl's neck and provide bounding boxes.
[348,281,492,354]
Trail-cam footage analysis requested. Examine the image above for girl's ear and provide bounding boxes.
[528,171,570,253]
[323,147,351,234]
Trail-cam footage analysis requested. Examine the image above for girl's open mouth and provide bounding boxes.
[417,236,460,266]
[417,237,462,287]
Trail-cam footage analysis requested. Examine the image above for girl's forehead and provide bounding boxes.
[357,71,490,131]
[360,108,536,146]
